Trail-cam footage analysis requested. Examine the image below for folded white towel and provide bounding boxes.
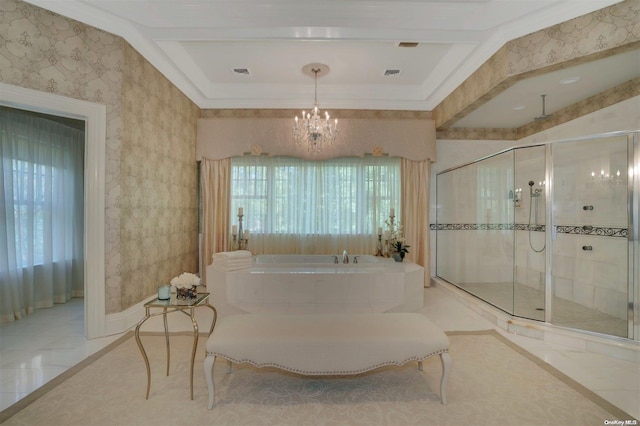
[212,250,252,261]
[210,257,253,272]
[212,258,252,268]
[210,252,253,272]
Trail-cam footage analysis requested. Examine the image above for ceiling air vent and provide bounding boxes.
[233,68,250,75]
[398,42,419,48]
[384,69,401,76]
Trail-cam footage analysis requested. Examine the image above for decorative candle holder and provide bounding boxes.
[158,284,170,300]
[375,235,384,256]
[231,210,249,251]
[383,212,400,257]
[387,214,395,230]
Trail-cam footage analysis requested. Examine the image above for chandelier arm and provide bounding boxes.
[293,63,339,155]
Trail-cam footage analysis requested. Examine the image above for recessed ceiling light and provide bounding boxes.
[560,76,580,84]
[384,69,401,76]
[513,105,526,111]
[233,68,250,75]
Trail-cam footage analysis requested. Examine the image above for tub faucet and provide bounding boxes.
[342,250,349,264]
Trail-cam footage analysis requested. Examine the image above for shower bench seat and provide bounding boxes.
[204,312,451,409]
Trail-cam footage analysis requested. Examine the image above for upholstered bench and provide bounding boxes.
[204,313,451,409]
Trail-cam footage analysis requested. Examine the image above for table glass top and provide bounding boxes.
[145,293,210,308]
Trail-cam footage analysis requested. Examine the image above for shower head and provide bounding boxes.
[528,181,535,187]
[534,94,552,121]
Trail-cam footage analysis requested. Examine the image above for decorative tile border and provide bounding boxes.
[432,223,519,231]
[431,223,627,238]
[514,224,545,233]
[430,223,544,231]
[556,225,627,238]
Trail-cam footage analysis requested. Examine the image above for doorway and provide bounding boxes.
[1,106,85,325]
[1,83,107,338]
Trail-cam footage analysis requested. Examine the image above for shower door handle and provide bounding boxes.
[582,245,593,251]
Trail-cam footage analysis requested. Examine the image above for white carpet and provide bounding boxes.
[0,330,633,426]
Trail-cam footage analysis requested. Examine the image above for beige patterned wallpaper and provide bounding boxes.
[434,0,640,134]
[119,43,199,310]
[438,77,640,140]
[0,0,199,313]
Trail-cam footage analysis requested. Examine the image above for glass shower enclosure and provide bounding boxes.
[435,131,638,341]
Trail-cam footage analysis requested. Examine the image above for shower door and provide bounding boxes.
[436,150,516,315]
[551,135,631,338]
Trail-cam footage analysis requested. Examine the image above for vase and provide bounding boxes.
[392,253,404,262]
[175,285,197,300]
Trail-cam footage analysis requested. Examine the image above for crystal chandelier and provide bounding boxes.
[293,63,338,155]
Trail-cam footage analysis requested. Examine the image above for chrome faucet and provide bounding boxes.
[342,250,349,264]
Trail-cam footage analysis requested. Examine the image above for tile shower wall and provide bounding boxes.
[436,151,515,287]
[553,234,628,319]
[436,134,632,327]
[514,146,546,294]
[552,136,629,321]
[0,0,200,313]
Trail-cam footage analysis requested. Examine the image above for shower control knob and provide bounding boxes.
[582,245,593,251]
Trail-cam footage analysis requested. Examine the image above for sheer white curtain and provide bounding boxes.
[0,107,84,323]
[230,155,400,255]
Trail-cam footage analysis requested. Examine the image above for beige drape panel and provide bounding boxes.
[201,157,231,286]
[401,159,431,287]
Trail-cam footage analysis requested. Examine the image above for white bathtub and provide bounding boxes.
[206,254,424,317]
[254,254,381,264]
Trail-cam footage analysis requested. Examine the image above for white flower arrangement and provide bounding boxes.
[383,218,404,247]
[170,272,201,289]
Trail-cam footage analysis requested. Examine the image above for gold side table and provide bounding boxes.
[134,292,217,400]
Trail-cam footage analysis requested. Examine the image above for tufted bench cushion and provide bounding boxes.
[204,313,451,409]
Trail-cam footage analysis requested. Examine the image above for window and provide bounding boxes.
[12,159,55,267]
[1,106,85,321]
[231,156,400,237]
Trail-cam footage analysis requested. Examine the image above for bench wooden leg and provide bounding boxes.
[418,361,423,371]
[204,355,216,409]
[439,352,452,405]
[227,360,232,373]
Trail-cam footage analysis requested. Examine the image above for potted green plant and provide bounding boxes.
[390,241,410,262]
